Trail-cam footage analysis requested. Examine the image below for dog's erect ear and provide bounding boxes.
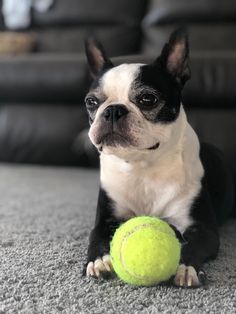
[156,28,190,86]
[85,38,113,79]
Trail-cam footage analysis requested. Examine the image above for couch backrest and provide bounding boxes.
[142,0,236,54]
[17,0,147,56]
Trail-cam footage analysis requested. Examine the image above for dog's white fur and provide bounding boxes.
[89,64,204,234]
[100,106,203,234]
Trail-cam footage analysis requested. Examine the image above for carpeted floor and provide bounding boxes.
[0,164,236,314]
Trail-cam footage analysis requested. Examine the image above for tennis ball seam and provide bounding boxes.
[118,223,178,281]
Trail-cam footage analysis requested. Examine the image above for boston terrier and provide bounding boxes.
[83,28,234,287]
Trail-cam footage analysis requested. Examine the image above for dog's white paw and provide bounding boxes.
[86,254,113,278]
[174,264,205,288]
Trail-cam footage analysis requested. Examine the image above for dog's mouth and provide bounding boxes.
[98,133,131,148]
[97,132,160,152]
[147,142,160,150]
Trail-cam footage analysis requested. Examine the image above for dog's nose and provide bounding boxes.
[103,105,128,122]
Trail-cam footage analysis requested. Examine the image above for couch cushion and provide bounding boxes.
[187,107,236,173]
[30,25,141,55]
[1,53,236,106]
[0,54,90,103]
[2,0,147,55]
[32,0,147,27]
[144,0,236,25]
[0,104,98,166]
[142,25,236,55]
[183,51,236,108]
[30,0,147,55]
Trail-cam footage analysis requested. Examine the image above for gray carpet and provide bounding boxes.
[0,164,236,314]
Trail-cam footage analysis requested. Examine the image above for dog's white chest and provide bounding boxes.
[100,153,201,234]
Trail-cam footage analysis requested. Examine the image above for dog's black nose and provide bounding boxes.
[103,105,128,123]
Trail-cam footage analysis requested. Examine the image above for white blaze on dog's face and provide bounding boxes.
[85,30,190,160]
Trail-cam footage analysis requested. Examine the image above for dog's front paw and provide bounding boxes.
[86,254,113,278]
[174,264,206,288]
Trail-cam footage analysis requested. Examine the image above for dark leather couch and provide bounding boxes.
[0,0,235,177]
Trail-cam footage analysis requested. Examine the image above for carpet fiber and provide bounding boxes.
[0,164,236,314]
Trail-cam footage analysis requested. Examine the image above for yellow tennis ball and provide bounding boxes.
[110,216,181,286]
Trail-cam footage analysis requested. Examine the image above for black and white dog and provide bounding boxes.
[83,29,234,287]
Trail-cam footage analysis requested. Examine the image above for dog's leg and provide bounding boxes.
[174,187,220,288]
[174,223,219,287]
[84,187,121,278]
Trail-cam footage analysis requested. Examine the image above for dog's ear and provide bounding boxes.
[156,28,190,86]
[85,38,113,79]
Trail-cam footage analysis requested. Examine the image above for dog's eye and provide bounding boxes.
[85,96,99,108]
[138,93,158,107]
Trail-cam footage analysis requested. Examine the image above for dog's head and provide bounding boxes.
[84,28,190,159]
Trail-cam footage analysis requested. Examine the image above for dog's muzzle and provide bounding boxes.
[93,104,131,148]
[102,104,129,124]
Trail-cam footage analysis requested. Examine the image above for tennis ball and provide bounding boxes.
[110,216,181,286]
